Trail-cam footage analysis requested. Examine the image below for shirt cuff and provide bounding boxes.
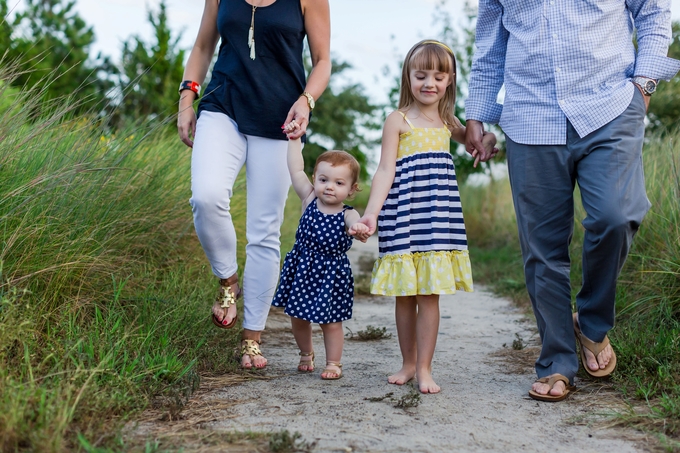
[465,99,503,125]
[635,55,680,82]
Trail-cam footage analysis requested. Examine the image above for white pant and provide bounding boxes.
[190,111,291,331]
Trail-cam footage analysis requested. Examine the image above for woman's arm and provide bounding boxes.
[177,0,221,147]
[284,0,331,139]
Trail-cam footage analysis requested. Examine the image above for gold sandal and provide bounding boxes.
[321,361,342,380]
[298,351,315,372]
[240,339,266,369]
[211,274,241,329]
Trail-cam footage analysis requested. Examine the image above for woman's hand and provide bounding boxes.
[178,98,197,147]
[282,96,311,140]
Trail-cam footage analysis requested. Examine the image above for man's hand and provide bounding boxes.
[633,84,651,112]
[465,120,492,168]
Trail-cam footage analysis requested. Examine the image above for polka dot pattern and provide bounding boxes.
[370,250,473,296]
[272,200,354,324]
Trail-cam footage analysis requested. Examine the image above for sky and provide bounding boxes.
[6,0,680,104]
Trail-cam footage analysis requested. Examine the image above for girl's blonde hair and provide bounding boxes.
[399,40,457,128]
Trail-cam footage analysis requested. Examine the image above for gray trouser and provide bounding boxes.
[505,89,651,382]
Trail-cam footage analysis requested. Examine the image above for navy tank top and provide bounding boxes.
[198,0,306,140]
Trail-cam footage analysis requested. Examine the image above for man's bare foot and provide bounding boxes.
[416,370,440,394]
[583,342,613,372]
[388,366,416,385]
[212,301,237,327]
[531,374,567,397]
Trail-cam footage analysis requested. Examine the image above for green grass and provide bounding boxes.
[0,68,293,450]
[462,130,680,445]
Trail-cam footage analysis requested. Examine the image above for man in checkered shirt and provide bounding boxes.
[465,0,680,401]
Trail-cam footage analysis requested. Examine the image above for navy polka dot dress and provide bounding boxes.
[272,199,354,324]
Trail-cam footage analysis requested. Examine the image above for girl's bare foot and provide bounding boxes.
[388,366,416,385]
[416,370,440,394]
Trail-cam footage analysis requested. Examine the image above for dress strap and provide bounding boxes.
[398,111,415,130]
[342,205,355,212]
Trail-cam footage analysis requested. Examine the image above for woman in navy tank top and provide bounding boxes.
[177,0,330,370]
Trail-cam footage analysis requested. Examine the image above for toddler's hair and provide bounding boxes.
[399,39,458,128]
[313,150,361,186]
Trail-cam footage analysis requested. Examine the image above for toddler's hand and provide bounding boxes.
[282,119,302,139]
[348,222,371,243]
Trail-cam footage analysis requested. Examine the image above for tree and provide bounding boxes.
[114,0,186,126]
[647,21,680,132]
[305,59,381,181]
[7,0,106,111]
[0,0,11,57]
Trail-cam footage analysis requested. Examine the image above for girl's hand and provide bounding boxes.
[481,131,499,159]
[348,222,371,242]
[178,102,197,148]
[354,215,377,236]
[282,96,311,140]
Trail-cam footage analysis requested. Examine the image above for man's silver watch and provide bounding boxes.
[632,76,657,96]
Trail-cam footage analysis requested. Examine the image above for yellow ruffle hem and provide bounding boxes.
[370,250,473,296]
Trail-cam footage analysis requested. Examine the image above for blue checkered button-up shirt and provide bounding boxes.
[465,0,680,145]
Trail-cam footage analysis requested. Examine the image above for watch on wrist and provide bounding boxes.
[632,77,657,96]
[300,91,315,110]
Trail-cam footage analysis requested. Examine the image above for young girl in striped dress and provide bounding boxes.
[351,40,498,394]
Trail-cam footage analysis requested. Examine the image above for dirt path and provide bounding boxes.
[132,237,645,452]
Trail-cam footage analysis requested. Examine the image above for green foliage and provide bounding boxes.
[0,0,11,55]
[305,58,381,181]
[647,21,680,133]
[114,0,186,126]
[0,66,249,450]
[6,0,109,112]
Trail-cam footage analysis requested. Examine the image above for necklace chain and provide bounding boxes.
[248,4,257,60]
[415,108,436,122]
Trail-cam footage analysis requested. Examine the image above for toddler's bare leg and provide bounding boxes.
[415,294,440,394]
[291,317,314,371]
[389,296,417,385]
[320,322,344,378]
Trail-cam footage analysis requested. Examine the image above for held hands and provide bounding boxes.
[282,96,311,139]
[348,214,377,243]
[465,120,499,167]
[348,221,371,243]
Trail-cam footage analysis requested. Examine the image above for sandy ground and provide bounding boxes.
[132,236,647,452]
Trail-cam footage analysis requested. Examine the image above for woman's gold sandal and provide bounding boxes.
[298,351,315,372]
[240,339,266,369]
[211,274,241,329]
[321,361,342,380]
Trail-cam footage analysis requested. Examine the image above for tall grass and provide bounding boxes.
[463,130,680,443]
[0,68,261,450]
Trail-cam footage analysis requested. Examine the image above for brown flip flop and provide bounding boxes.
[528,374,576,402]
[573,313,617,378]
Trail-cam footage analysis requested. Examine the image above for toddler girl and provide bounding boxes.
[351,40,498,393]
[272,132,369,379]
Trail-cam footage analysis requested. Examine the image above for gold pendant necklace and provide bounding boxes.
[248,5,257,60]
